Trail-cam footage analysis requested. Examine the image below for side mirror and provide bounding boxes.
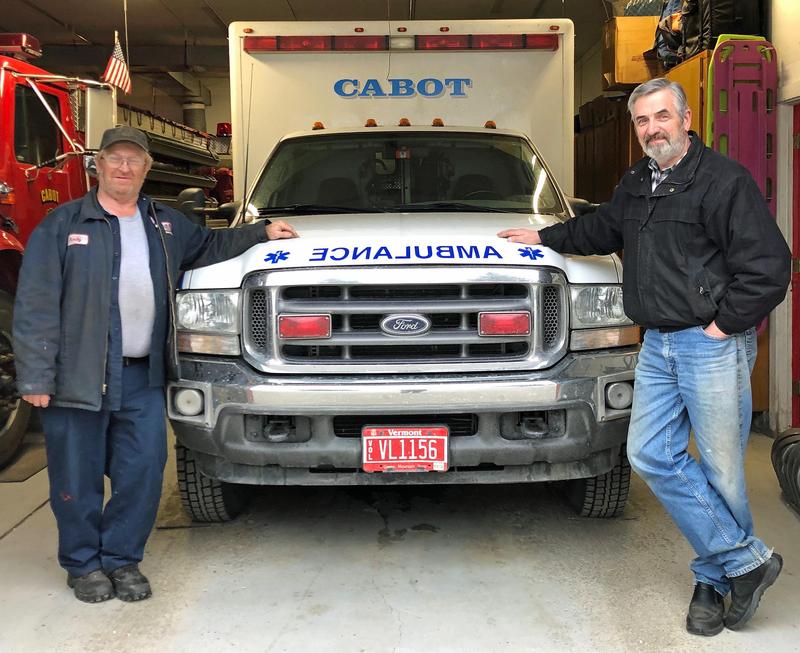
[215,201,242,221]
[176,188,207,226]
[565,196,599,217]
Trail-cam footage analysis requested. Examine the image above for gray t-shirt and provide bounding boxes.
[118,208,155,357]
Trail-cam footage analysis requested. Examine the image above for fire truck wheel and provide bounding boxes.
[176,443,249,522]
[565,445,631,518]
[0,292,31,469]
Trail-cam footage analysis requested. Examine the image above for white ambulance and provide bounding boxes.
[168,19,639,521]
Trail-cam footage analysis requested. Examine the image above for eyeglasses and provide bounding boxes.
[102,154,147,168]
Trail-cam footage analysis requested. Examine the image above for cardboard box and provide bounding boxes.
[665,50,712,141]
[602,17,663,90]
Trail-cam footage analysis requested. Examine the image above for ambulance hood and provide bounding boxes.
[181,212,621,289]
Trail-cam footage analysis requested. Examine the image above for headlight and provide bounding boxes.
[176,291,240,334]
[570,285,632,328]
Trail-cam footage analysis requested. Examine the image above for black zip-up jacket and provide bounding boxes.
[541,133,791,334]
[13,189,269,411]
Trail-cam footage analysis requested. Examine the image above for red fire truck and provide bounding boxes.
[0,33,117,466]
[0,32,222,467]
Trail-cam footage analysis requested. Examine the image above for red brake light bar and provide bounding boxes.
[279,315,331,339]
[472,34,525,49]
[478,312,531,337]
[333,35,388,51]
[244,33,559,53]
[416,35,470,50]
[525,34,559,50]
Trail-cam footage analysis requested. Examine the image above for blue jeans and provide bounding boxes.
[40,361,167,577]
[627,326,771,596]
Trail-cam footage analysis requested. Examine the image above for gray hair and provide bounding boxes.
[627,78,689,118]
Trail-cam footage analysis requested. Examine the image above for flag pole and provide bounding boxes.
[123,0,130,68]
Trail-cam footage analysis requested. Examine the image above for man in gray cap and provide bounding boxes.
[13,126,298,603]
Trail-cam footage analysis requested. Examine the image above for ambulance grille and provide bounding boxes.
[244,277,566,371]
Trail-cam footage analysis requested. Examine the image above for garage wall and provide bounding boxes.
[575,39,604,112]
[125,78,183,124]
[203,77,233,135]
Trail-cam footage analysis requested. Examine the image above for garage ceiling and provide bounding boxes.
[4,0,612,75]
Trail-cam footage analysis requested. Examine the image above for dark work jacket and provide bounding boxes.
[13,189,269,411]
[541,133,791,334]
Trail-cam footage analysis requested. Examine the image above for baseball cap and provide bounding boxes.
[98,126,149,153]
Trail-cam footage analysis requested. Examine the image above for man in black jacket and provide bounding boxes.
[499,78,790,635]
[13,126,298,603]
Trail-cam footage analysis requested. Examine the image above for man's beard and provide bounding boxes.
[643,130,688,166]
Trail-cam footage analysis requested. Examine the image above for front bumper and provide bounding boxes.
[168,347,638,485]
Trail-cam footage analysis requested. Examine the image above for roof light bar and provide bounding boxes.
[243,33,559,53]
[472,34,525,49]
[279,36,332,51]
[333,35,388,51]
[416,34,470,50]
[0,32,42,58]
[525,34,559,50]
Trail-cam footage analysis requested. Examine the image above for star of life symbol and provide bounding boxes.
[518,247,544,261]
[264,250,290,264]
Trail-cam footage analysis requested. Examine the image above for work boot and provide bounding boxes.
[108,564,152,602]
[66,569,114,603]
[724,553,783,631]
[686,582,724,636]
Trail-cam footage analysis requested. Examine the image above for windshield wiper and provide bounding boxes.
[391,202,520,213]
[258,204,384,216]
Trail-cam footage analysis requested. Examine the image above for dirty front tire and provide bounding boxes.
[176,443,249,522]
[566,445,631,518]
[0,292,31,469]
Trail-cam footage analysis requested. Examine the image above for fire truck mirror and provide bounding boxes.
[83,87,116,150]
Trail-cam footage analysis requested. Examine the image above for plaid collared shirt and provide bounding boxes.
[648,158,674,192]
[648,140,691,192]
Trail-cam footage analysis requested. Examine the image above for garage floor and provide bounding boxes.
[0,432,797,653]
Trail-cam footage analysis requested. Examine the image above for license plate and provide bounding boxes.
[362,425,449,472]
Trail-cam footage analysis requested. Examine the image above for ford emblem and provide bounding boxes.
[380,314,432,336]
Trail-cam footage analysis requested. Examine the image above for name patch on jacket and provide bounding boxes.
[67,234,89,246]
[160,221,173,235]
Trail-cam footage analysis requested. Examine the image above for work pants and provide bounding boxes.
[40,361,167,577]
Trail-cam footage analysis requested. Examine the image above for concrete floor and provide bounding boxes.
[0,432,798,653]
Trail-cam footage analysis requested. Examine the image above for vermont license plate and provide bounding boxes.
[362,425,449,472]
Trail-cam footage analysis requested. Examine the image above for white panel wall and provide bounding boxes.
[772,0,800,103]
[769,0,798,431]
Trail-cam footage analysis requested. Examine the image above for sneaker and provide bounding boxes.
[108,564,152,602]
[724,553,783,631]
[686,582,724,636]
[66,569,114,603]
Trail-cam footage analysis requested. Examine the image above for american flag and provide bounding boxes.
[103,33,132,94]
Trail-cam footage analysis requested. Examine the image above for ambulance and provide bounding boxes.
[168,20,640,522]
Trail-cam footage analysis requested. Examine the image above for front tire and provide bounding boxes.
[0,292,31,469]
[176,443,249,522]
[566,445,631,518]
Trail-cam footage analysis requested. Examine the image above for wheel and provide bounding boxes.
[175,443,249,522]
[0,292,31,469]
[566,445,631,518]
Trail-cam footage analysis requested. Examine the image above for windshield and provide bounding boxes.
[249,132,565,216]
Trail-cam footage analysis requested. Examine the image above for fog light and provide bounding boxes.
[174,388,204,416]
[605,382,633,410]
